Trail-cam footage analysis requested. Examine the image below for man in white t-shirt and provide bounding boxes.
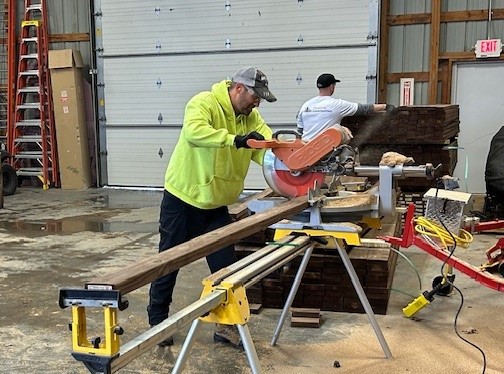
[296,73,391,142]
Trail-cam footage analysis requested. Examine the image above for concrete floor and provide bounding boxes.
[0,187,503,374]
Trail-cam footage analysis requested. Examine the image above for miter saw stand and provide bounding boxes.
[245,127,442,359]
[248,180,401,359]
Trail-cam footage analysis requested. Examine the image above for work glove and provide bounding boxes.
[385,104,398,114]
[234,131,265,149]
[341,126,353,143]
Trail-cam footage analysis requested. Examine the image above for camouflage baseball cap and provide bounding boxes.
[232,67,277,102]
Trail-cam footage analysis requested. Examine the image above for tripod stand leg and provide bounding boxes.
[172,319,203,373]
[336,241,392,358]
[237,324,262,374]
[271,244,315,346]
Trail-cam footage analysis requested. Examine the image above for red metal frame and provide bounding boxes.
[473,220,504,232]
[381,204,504,293]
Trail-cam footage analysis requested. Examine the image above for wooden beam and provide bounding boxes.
[386,72,429,83]
[87,195,310,294]
[378,0,390,103]
[439,60,450,104]
[387,13,431,26]
[49,33,90,43]
[428,0,441,104]
[441,9,504,22]
[387,8,504,25]
[440,51,504,61]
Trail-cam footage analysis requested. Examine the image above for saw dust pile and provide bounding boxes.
[324,194,377,208]
[379,151,415,166]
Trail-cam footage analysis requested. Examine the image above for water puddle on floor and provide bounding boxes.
[0,216,158,235]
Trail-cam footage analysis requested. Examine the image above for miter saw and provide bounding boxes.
[248,128,440,218]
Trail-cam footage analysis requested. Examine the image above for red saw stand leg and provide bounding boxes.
[381,204,504,293]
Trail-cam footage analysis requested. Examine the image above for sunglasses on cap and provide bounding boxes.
[243,85,264,103]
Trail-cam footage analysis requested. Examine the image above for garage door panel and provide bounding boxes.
[98,0,375,187]
[101,0,369,55]
[103,48,369,126]
[106,127,181,187]
[106,126,270,189]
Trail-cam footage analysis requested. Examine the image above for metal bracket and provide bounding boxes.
[59,288,127,371]
[199,282,250,325]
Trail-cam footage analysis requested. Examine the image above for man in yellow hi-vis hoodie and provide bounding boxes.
[148,67,276,348]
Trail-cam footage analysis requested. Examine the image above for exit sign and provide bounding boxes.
[475,39,502,58]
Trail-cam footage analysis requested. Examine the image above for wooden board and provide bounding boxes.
[87,195,310,294]
[290,316,321,328]
[249,303,263,314]
[291,307,320,318]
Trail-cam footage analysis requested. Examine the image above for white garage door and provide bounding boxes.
[95,0,378,188]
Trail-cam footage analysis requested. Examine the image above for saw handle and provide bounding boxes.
[247,130,305,149]
[272,130,302,140]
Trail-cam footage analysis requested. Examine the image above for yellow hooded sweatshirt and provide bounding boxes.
[164,80,273,209]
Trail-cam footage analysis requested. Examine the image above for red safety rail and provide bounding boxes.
[380,204,504,293]
[473,220,504,232]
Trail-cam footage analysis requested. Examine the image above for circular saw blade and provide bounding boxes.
[262,149,325,198]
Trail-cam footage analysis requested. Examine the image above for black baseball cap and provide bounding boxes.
[316,73,341,88]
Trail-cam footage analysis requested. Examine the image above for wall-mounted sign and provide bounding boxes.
[475,39,502,58]
[400,78,414,106]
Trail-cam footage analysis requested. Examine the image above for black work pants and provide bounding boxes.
[147,190,235,326]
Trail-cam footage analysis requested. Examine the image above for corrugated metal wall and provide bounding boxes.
[46,0,92,63]
[13,0,92,64]
[3,0,92,144]
[387,0,504,104]
[442,1,504,52]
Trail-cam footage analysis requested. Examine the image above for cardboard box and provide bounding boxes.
[49,49,91,190]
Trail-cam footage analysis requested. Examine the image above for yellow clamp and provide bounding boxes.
[273,228,362,246]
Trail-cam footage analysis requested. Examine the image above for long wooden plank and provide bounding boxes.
[87,196,309,294]
[49,33,90,43]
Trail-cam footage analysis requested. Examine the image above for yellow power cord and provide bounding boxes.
[413,216,473,249]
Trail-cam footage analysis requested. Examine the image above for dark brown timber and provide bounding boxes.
[87,195,309,294]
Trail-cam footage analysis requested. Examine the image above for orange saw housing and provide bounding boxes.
[247,128,344,197]
[247,127,343,172]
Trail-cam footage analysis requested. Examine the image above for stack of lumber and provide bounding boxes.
[341,105,460,191]
[236,214,401,315]
[343,105,459,145]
